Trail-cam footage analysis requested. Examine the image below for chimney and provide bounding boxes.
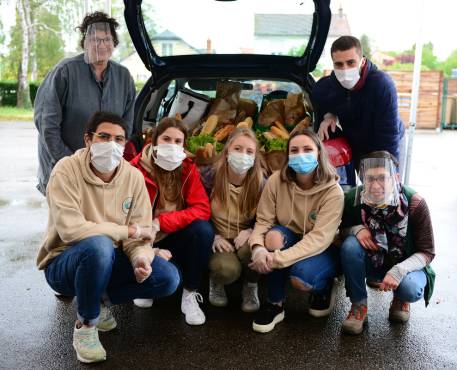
[206,38,212,54]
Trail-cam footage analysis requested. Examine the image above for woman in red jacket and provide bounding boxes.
[130,117,213,325]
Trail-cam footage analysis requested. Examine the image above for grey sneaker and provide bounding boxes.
[209,278,228,307]
[73,324,106,363]
[389,298,410,323]
[96,305,117,332]
[342,304,368,335]
[241,282,260,312]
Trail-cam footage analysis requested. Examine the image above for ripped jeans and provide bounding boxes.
[266,225,340,303]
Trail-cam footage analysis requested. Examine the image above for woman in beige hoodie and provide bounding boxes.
[249,128,344,333]
[37,112,180,363]
[206,128,264,312]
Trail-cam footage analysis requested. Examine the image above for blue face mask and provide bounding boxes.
[288,153,318,174]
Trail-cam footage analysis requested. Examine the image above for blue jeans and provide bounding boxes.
[155,220,214,290]
[266,225,340,303]
[45,235,180,325]
[340,235,427,303]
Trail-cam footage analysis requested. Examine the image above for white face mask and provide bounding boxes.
[334,59,363,90]
[90,141,124,173]
[227,151,255,175]
[152,144,186,171]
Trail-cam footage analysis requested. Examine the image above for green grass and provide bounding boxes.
[0,106,33,121]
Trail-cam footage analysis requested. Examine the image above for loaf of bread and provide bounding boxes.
[271,126,289,139]
[200,115,218,135]
[214,124,235,141]
[273,120,288,134]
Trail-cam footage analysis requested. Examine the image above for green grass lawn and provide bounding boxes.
[0,106,33,121]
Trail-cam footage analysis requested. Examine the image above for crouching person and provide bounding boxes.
[36,111,180,363]
[340,151,435,335]
[207,128,264,312]
[249,128,344,333]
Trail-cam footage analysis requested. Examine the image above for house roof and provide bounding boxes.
[254,14,313,36]
[152,29,181,41]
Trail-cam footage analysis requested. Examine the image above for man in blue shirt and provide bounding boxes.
[312,36,406,178]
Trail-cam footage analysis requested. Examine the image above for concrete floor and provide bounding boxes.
[0,121,456,369]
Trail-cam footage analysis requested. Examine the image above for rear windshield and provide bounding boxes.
[143,0,315,57]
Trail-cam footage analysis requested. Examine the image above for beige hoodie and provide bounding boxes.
[249,171,344,268]
[211,184,254,240]
[36,148,154,270]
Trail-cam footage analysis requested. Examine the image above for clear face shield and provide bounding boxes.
[355,156,400,208]
[83,22,114,64]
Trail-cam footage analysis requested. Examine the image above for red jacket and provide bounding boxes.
[130,145,211,233]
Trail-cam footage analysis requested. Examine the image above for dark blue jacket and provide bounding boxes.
[311,60,405,163]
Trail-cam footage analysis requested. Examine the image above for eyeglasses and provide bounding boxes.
[92,132,126,144]
[89,37,113,46]
[365,174,391,184]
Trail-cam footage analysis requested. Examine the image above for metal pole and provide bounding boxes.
[404,0,425,185]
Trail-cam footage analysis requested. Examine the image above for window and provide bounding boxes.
[162,43,173,56]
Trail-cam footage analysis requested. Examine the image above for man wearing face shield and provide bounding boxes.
[339,151,435,335]
[311,36,406,180]
[34,11,136,196]
[36,112,180,363]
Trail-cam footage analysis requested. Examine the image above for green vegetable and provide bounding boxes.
[265,138,287,152]
[187,134,224,154]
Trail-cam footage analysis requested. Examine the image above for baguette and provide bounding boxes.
[273,120,288,134]
[244,117,253,128]
[204,143,214,159]
[200,114,218,135]
[237,121,249,129]
[214,124,235,141]
[263,131,277,140]
[271,126,290,139]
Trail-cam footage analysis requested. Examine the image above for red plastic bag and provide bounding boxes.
[323,137,352,167]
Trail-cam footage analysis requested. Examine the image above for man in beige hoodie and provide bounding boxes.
[37,111,180,363]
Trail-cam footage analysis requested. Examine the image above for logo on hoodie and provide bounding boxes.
[122,197,133,214]
[309,210,317,223]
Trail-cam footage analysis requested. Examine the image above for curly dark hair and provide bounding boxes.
[77,11,119,49]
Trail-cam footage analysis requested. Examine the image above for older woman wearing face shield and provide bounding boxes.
[34,11,136,196]
[339,151,436,335]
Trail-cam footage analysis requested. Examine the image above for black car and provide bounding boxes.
[122,0,356,184]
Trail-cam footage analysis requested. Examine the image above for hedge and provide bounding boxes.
[0,81,39,106]
[0,80,145,107]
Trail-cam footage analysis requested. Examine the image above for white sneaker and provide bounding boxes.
[242,282,260,312]
[133,298,154,308]
[181,289,206,325]
[96,305,117,332]
[209,278,228,307]
[73,324,106,363]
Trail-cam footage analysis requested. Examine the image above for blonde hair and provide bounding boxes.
[150,117,188,210]
[280,128,337,185]
[211,128,263,218]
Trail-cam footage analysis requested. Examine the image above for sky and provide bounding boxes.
[0,0,456,60]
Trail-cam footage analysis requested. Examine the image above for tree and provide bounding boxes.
[0,19,5,80]
[439,49,457,77]
[360,34,372,59]
[16,0,32,109]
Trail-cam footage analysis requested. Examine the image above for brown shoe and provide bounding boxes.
[342,304,368,335]
[389,298,410,323]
